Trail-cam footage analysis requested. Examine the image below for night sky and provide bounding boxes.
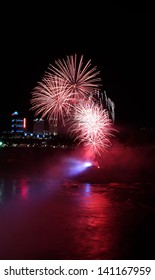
[1,9,155,131]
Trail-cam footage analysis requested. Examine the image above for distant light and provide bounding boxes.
[23,118,26,128]
[83,162,92,167]
[12,111,18,116]
[65,159,93,177]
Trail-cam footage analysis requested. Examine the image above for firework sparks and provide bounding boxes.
[97,90,115,123]
[30,54,102,124]
[30,75,74,125]
[47,54,102,101]
[69,99,114,156]
[30,53,117,160]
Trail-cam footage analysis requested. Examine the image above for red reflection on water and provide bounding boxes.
[72,187,117,259]
[19,178,29,199]
[0,179,122,260]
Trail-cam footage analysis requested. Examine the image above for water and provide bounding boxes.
[0,175,155,260]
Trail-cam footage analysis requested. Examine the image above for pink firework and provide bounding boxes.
[69,100,114,156]
[30,75,74,125]
[47,54,102,102]
[30,54,102,124]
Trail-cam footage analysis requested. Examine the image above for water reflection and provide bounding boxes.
[84,183,91,194]
[0,178,30,202]
[19,178,29,200]
[0,177,61,204]
[0,176,155,260]
[72,189,115,259]
[0,178,4,203]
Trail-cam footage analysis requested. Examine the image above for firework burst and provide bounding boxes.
[30,54,117,160]
[30,75,74,125]
[47,54,102,101]
[30,54,102,124]
[68,99,114,156]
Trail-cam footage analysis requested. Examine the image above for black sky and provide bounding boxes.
[1,9,155,131]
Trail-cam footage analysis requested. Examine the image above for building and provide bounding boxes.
[11,111,27,134]
[48,118,58,135]
[33,118,45,135]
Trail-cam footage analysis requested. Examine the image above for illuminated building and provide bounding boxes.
[11,111,27,133]
[48,118,58,135]
[33,118,45,135]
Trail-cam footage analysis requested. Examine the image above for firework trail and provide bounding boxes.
[107,97,115,122]
[68,99,114,157]
[104,90,108,107]
[103,91,115,123]
[93,90,115,123]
